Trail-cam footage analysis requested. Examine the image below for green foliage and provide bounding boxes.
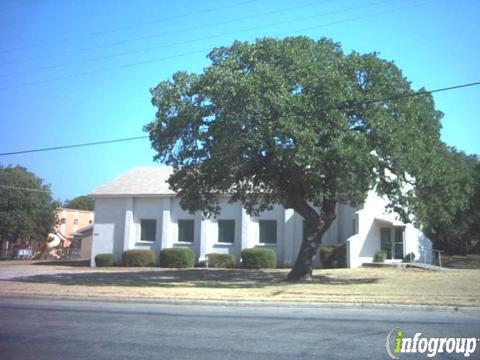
[418,147,479,254]
[145,36,448,278]
[95,253,115,267]
[319,245,337,269]
[241,247,276,269]
[145,37,442,219]
[122,250,156,267]
[336,243,347,268]
[374,250,387,263]
[207,253,236,268]
[64,195,95,211]
[159,247,195,268]
[402,252,415,263]
[319,244,346,268]
[0,165,57,244]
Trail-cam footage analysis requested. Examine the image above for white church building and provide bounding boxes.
[90,167,433,268]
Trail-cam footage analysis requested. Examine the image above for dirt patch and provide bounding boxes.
[0,265,478,307]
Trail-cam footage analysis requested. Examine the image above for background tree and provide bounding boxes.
[417,147,479,255]
[0,165,57,246]
[146,37,445,280]
[64,195,95,211]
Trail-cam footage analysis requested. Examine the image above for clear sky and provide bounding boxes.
[0,0,479,201]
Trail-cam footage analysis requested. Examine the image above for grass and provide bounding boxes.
[0,264,479,307]
[443,254,480,269]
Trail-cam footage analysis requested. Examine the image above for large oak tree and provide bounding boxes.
[145,37,443,280]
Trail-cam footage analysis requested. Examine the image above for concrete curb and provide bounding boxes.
[1,293,479,313]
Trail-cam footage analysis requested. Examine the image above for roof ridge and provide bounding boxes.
[90,166,176,196]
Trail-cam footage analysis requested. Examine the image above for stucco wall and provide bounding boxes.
[204,199,243,263]
[91,198,126,265]
[91,191,432,268]
[346,190,433,267]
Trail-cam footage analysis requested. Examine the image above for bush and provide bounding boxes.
[95,253,115,267]
[336,243,347,268]
[403,252,416,263]
[241,247,276,269]
[122,250,156,267]
[319,245,337,269]
[207,253,236,268]
[374,250,387,263]
[159,247,195,268]
[320,244,347,269]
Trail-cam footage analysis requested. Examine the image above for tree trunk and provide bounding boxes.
[287,199,336,281]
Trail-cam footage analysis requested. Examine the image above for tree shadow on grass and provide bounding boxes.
[4,269,379,289]
[32,260,90,267]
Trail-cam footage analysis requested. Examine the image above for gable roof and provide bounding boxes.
[91,166,175,196]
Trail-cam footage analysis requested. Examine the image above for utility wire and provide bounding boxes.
[0,0,438,91]
[0,136,149,156]
[0,47,213,91]
[344,81,480,109]
[0,0,390,78]
[1,80,478,157]
[0,184,50,193]
[0,0,338,67]
[0,0,258,54]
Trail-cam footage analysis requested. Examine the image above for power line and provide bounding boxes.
[0,0,438,90]
[347,81,480,109]
[0,0,389,79]
[0,0,338,68]
[0,184,50,193]
[1,80,478,157]
[0,0,258,54]
[0,136,149,156]
[0,47,213,91]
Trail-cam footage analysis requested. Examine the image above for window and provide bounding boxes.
[140,219,156,242]
[218,220,235,243]
[380,227,405,260]
[259,220,277,244]
[73,219,78,225]
[380,228,392,259]
[60,218,66,225]
[394,227,404,260]
[178,220,194,243]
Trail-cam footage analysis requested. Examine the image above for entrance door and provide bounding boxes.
[380,227,405,260]
[380,228,392,259]
[394,227,404,260]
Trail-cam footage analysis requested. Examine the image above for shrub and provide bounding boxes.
[374,250,387,263]
[159,247,195,268]
[335,243,347,268]
[319,245,337,269]
[122,250,156,267]
[319,244,347,269]
[95,253,115,267]
[403,252,416,263]
[207,253,236,268]
[241,247,276,269]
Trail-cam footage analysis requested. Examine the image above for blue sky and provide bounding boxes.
[0,0,479,201]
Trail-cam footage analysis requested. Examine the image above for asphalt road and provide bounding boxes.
[0,298,479,360]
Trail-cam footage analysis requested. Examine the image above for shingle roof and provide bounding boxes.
[91,166,175,196]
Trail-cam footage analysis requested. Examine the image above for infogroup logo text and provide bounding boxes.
[385,327,478,358]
